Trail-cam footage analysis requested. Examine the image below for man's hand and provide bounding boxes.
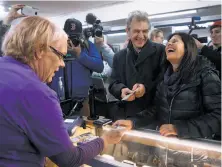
[68,39,81,57]
[132,83,146,98]
[3,4,26,25]
[159,124,178,137]
[121,88,135,101]
[112,120,133,130]
[193,38,204,50]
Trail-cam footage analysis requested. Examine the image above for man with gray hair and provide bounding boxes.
[150,28,164,44]
[109,10,166,119]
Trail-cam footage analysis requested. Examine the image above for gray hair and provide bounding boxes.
[150,28,163,40]
[1,16,67,63]
[126,10,151,30]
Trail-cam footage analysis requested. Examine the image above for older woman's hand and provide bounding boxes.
[112,120,133,130]
[159,124,178,137]
[3,4,26,25]
[101,127,127,150]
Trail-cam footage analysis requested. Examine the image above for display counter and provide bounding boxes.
[45,119,221,167]
[100,127,221,167]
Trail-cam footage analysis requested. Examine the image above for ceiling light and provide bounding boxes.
[197,22,213,27]
[150,10,197,19]
[107,32,126,37]
[0,5,5,12]
[173,26,189,31]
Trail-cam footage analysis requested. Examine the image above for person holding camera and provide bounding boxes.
[194,20,221,78]
[0,4,26,56]
[0,15,126,167]
[92,35,115,78]
[63,18,104,116]
[94,35,114,68]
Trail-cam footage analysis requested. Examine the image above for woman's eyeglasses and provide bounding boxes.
[49,46,66,60]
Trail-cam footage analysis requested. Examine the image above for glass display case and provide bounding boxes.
[90,127,221,167]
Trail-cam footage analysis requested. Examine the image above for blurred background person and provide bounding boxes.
[0,15,125,167]
[114,32,221,140]
[194,20,221,78]
[93,35,114,78]
[49,18,104,117]
[150,28,164,44]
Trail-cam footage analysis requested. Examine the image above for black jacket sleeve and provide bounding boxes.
[129,106,157,129]
[128,83,161,129]
[108,51,127,100]
[174,70,221,139]
[200,45,221,72]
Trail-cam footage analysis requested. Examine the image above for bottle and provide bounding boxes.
[58,77,65,101]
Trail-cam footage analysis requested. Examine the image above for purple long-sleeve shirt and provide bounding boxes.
[0,56,104,167]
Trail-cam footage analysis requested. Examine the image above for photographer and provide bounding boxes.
[194,20,221,78]
[94,35,114,68]
[64,18,104,116]
[0,4,26,56]
[92,35,114,78]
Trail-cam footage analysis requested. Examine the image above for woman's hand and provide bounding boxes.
[159,124,178,137]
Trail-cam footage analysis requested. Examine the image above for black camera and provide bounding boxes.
[191,34,208,43]
[64,18,86,48]
[84,13,103,39]
[188,16,208,43]
[68,35,81,47]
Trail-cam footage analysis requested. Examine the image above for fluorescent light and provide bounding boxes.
[107,32,126,37]
[0,6,8,18]
[197,22,213,27]
[150,10,197,19]
[173,26,189,31]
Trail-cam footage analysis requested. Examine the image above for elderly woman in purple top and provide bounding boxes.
[0,6,125,167]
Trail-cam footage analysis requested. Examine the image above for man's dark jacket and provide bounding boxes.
[200,45,221,78]
[109,40,166,118]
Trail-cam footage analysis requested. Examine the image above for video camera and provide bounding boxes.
[64,18,85,48]
[188,16,208,43]
[83,13,103,39]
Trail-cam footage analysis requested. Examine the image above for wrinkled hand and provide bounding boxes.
[112,120,133,130]
[121,88,135,101]
[3,4,26,25]
[101,128,126,150]
[193,38,204,50]
[132,83,145,98]
[68,39,81,57]
[159,124,178,137]
[94,36,104,46]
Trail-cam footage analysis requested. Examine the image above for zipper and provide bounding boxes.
[168,81,200,124]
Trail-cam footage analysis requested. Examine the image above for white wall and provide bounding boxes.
[48,0,221,28]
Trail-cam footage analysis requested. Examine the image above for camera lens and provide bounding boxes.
[72,39,80,47]
[95,29,102,37]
